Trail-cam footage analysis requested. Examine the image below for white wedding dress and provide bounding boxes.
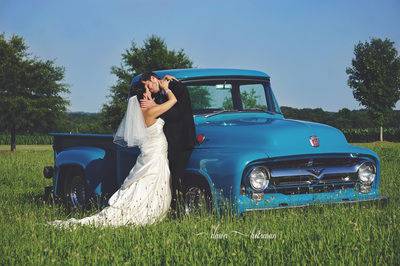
[49,117,172,228]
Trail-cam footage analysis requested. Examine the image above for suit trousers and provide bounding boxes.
[168,148,193,208]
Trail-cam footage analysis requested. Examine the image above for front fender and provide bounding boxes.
[54,147,106,195]
[187,148,268,201]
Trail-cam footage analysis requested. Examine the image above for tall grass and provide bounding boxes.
[0,143,399,264]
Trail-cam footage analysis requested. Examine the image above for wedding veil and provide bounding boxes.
[113,95,147,147]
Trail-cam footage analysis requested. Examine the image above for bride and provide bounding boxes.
[49,77,177,227]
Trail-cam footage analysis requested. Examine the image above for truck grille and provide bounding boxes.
[256,156,365,195]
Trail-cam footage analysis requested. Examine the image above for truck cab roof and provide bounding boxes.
[131,68,270,85]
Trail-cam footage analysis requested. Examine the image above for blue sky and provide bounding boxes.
[1,0,399,112]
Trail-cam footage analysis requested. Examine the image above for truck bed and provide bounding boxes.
[49,132,141,198]
[50,133,115,154]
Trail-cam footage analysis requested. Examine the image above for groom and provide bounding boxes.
[138,72,196,214]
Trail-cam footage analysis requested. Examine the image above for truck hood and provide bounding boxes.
[194,113,367,157]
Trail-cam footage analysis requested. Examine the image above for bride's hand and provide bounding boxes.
[163,74,178,82]
[140,92,157,109]
[159,78,171,91]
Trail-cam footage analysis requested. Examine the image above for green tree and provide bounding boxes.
[222,97,233,110]
[222,89,265,110]
[60,112,108,134]
[187,86,211,110]
[241,89,266,110]
[346,38,400,141]
[101,35,193,130]
[0,33,69,151]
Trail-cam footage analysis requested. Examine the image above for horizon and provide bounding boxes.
[66,105,400,115]
[1,0,399,112]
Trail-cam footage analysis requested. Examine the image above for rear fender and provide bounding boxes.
[54,147,106,196]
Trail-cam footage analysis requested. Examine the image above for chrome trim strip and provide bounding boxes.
[270,161,367,179]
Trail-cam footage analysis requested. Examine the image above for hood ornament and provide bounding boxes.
[309,135,320,147]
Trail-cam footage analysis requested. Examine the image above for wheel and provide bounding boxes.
[63,173,89,210]
[179,180,212,216]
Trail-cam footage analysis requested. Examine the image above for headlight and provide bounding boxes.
[249,166,270,191]
[357,162,376,184]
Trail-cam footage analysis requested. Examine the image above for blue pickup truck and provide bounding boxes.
[43,68,386,215]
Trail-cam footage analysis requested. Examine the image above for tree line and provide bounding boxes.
[2,107,398,135]
[1,33,399,150]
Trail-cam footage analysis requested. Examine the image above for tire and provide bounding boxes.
[178,179,212,216]
[63,172,89,210]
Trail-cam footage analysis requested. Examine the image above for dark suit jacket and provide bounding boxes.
[153,80,196,153]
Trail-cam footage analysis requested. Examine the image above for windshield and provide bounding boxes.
[185,79,275,115]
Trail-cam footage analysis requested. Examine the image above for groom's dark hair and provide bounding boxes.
[129,71,158,99]
[140,71,159,82]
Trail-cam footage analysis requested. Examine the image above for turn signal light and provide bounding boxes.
[196,134,205,144]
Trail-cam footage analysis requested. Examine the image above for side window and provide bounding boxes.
[239,84,268,110]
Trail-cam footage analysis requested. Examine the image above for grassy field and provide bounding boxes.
[0,143,399,264]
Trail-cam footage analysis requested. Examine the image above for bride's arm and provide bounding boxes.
[146,88,177,119]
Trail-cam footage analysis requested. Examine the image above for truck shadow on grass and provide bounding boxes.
[26,186,391,225]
